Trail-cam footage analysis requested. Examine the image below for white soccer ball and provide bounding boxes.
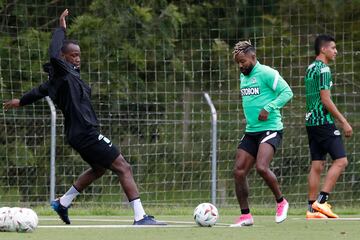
[193,203,219,227]
[0,207,15,232]
[0,207,38,232]
[13,208,38,232]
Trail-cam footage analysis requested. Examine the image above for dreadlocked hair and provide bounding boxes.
[232,40,255,57]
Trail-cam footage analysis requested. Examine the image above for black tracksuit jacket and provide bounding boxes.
[20,27,100,149]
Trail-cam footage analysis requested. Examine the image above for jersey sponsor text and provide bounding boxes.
[241,87,260,96]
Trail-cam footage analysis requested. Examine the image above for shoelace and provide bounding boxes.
[239,214,251,221]
[277,202,284,211]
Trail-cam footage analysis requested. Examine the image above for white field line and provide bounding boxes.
[38,225,195,228]
[39,217,231,227]
[292,217,360,221]
[40,218,194,224]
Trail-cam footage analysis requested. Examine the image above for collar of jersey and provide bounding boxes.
[314,59,328,66]
[247,61,260,76]
[253,61,260,71]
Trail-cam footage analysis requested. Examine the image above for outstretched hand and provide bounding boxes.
[3,99,20,111]
[60,9,69,29]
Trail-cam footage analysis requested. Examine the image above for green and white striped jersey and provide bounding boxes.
[304,60,335,126]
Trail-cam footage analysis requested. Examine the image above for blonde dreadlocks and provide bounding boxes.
[232,40,255,58]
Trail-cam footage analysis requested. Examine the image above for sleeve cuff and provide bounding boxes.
[264,103,275,113]
[19,97,26,107]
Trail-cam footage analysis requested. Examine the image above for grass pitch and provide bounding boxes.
[1,214,359,240]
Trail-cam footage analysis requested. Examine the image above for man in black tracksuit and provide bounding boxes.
[3,9,164,226]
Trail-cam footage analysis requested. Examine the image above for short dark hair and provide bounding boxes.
[314,34,335,56]
[61,40,79,53]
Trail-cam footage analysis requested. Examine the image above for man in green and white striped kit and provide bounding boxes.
[231,40,293,227]
[305,35,352,219]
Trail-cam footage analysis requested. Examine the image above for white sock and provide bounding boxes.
[60,185,80,207]
[130,198,146,221]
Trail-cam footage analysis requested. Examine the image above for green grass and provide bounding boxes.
[1,207,360,240]
[32,205,360,216]
[1,215,359,240]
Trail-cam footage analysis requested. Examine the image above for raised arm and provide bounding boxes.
[49,9,72,76]
[59,8,68,29]
[49,9,68,59]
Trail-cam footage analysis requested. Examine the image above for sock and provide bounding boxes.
[60,185,80,207]
[308,200,315,212]
[129,198,146,221]
[317,191,329,204]
[241,208,250,215]
[276,196,284,203]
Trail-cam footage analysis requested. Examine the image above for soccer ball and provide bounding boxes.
[0,207,15,232]
[193,203,219,227]
[13,208,39,232]
[0,207,38,232]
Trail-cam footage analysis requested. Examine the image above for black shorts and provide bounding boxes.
[306,124,346,161]
[75,133,120,169]
[237,130,283,158]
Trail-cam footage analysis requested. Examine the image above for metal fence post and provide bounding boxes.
[203,92,217,206]
[45,96,56,203]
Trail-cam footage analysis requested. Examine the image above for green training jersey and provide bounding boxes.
[304,60,335,126]
[240,61,293,132]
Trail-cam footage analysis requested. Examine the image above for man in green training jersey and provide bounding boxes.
[231,40,293,227]
[305,34,352,219]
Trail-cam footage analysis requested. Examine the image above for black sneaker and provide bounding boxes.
[51,198,71,224]
[133,215,167,225]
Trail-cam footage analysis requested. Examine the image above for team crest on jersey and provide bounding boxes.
[251,77,257,83]
[241,87,260,96]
